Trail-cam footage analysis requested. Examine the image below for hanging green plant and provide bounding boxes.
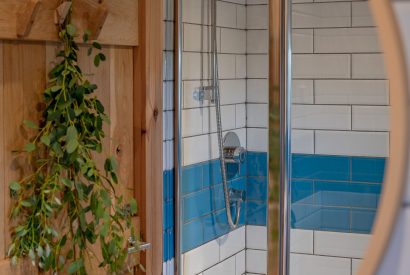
[7,3,138,274]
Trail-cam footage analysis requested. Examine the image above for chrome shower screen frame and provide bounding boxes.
[268,0,292,274]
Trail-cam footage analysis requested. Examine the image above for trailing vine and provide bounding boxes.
[8,2,137,274]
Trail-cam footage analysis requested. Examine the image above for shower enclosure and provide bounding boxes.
[174,0,389,274]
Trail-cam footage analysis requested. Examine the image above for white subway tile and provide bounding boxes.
[315,80,389,105]
[247,128,268,152]
[246,225,267,250]
[221,29,246,54]
[219,54,237,79]
[236,104,246,128]
[352,106,390,131]
[247,104,268,128]
[289,253,351,275]
[237,5,246,29]
[164,51,174,81]
[220,79,246,105]
[292,105,351,130]
[290,229,314,254]
[247,5,268,29]
[228,0,246,4]
[291,129,315,154]
[236,55,247,78]
[235,250,246,275]
[219,227,246,260]
[292,3,351,28]
[314,231,371,258]
[352,2,375,27]
[182,0,209,25]
[164,21,174,51]
[183,135,211,165]
[292,80,314,104]
[183,23,201,52]
[246,250,267,274]
[203,256,236,275]
[247,54,269,78]
[352,54,386,79]
[247,79,268,103]
[217,1,237,28]
[314,28,380,53]
[182,52,209,80]
[182,109,203,137]
[352,259,363,275]
[182,239,220,275]
[203,105,237,134]
[247,30,269,54]
[292,29,313,54]
[315,130,389,157]
[293,54,351,79]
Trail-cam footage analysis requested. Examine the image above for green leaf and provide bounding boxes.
[99,52,106,61]
[21,200,32,207]
[87,47,93,56]
[129,198,138,215]
[66,139,79,154]
[40,135,50,146]
[50,85,62,92]
[9,181,21,191]
[67,259,83,274]
[93,42,102,50]
[66,126,78,142]
[24,143,36,152]
[104,157,118,172]
[94,54,101,67]
[83,29,91,42]
[23,120,38,129]
[61,178,73,188]
[66,24,76,37]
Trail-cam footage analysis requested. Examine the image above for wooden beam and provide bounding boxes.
[16,0,42,38]
[134,0,163,273]
[85,2,108,40]
[54,1,71,25]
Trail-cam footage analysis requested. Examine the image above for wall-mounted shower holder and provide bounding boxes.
[223,132,246,164]
[193,86,215,103]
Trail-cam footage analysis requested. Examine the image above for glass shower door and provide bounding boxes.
[288,1,390,274]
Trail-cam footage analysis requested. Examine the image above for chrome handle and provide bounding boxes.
[127,239,151,255]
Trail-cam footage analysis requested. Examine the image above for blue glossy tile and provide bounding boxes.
[351,209,376,233]
[210,184,225,212]
[168,169,174,201]
[163,230,168,261]
[183,189,212,222]
[246,201,267,225]
[352,157,386,183]
[203,160,222,186]
[226,163,240,180]
[247,152,268,177]
[291,180,314,204]
[182,164,203,195]
[166,200,174,229]
[203,211,230,242]
[292,154,350,181]
[182,220,203,252]
[163,171,169,202]
[169,229,175,259]
[229,177,246,191]
[315,181,381,209]
[246,177,268,201]
[291,204,321,229]
[318,207,350,232]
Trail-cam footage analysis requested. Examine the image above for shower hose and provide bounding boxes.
[211,0,241,230]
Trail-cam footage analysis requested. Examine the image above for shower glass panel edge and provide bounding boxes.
[268,0,292,274]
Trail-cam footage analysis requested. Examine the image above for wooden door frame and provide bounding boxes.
[134,0,164,274]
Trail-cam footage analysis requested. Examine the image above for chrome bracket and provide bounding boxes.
[127,237,151,255]
[193,86,215,103]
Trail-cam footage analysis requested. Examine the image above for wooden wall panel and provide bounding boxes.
[0,40,145,274]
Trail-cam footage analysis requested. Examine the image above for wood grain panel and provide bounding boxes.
[0,0,138,46]
[0,41,4,260]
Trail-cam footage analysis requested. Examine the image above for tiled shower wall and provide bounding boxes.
[181,0,269,274]
[163,0,175,274]
[290,1,389,274]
